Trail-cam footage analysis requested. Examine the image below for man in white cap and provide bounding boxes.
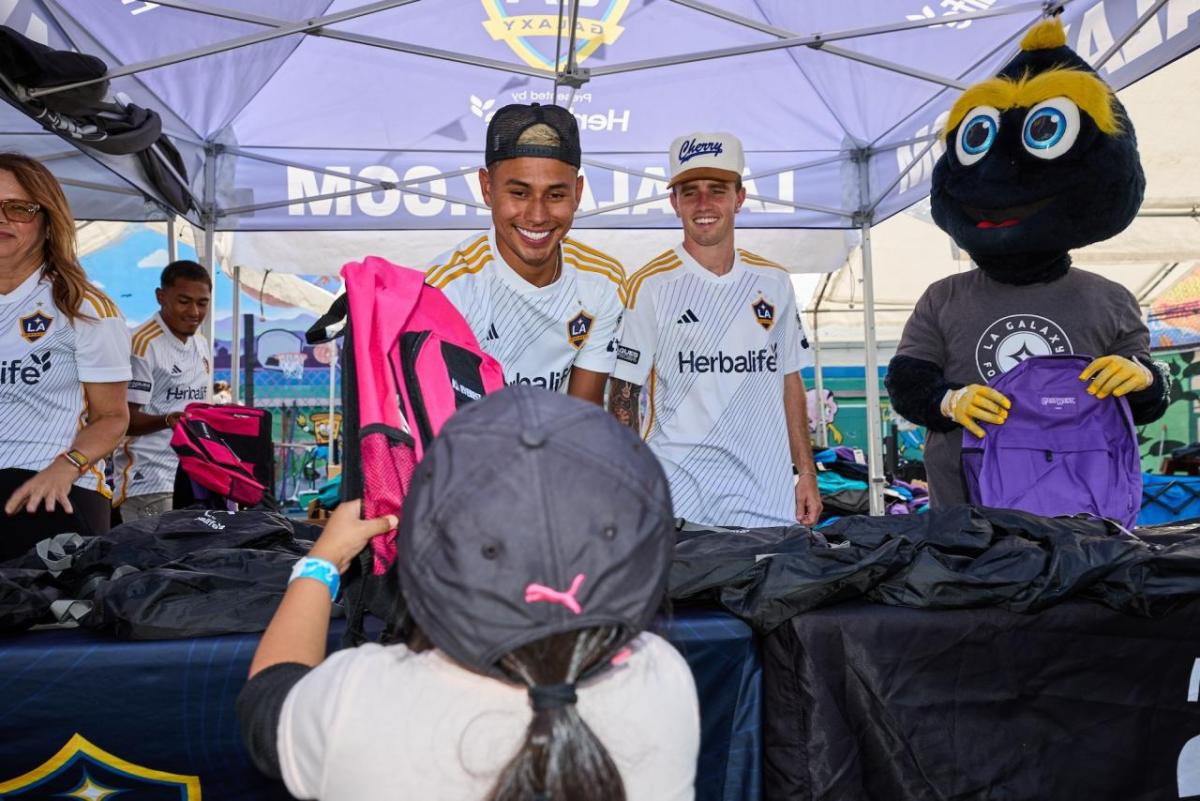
[609,133,822,528]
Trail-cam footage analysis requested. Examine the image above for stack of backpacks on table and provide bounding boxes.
[813,447,929,521]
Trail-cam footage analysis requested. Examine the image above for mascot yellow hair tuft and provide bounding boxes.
[1020,17,1068,51]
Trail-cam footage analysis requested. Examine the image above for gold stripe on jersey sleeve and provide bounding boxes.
[564,246,627,304]
[114,442,134,507]
[431,253,493,291]
[131,320,163,354]
[425,234,489,287]
[562,238,625,273]
[133,327,164,358]
[625,251,683,310]
[82,289,119,317]
[571,262,628,305]
[76,395,112,499]
[562,243,626,282]
[737,249,787,271]
[642,369,657,441]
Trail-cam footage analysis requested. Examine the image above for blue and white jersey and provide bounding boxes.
[425,229,625,392]
[0,269,130,495]
[112,313,210,503]
[613,245,811,527]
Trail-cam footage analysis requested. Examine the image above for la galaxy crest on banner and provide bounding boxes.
[0,733,201,799]
[567,310,594,349]
[19,310,52,343]
[481,0,630,70]
[751,297,775,331]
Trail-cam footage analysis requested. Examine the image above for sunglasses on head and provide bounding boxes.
[0,199,40,223]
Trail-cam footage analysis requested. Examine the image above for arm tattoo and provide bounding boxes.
[608,379,641,432]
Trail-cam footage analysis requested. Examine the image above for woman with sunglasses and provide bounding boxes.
[0,153,130,560]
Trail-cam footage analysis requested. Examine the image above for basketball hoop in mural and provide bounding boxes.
[276,352,307,381]
[312,342,337,365]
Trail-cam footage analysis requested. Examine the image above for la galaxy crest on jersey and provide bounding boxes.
[19,310,52,343]
[751,297,775,331]
[567,310,594,349]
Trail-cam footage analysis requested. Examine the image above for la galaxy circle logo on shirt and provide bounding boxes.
[975,314,1073,380]
[18,311,52,343]
[567,310,594,349]
[751,297,775,331]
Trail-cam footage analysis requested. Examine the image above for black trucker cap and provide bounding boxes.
[485,102,582,168]
[397,386,674,679]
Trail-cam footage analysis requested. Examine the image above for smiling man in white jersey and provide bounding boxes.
[425,103,624,405]
[610,133,822,528]
[111,260,211,522]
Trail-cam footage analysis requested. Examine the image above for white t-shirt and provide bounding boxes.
[0,269,131,494]
[111,313,210,503]
[612,246,812,527]
[277,632,699,801]
[425,230,625,391]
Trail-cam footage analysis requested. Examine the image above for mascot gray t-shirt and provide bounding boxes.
[896,266,1149,507]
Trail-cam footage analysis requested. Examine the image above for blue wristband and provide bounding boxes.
[289,557,340,599]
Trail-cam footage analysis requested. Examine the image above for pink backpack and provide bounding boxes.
[307,257,505,574]
[170,403,272,506]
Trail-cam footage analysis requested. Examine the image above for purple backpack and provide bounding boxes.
[961,354,1142,528]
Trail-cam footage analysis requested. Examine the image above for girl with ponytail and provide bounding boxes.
[240,387,699,800]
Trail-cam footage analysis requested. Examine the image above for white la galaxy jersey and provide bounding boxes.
[0,269,130,495]
[613,246,812,528]
[425,229,625,392]
[112,313,211,504]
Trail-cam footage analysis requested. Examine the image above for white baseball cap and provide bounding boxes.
[667,132,745,188]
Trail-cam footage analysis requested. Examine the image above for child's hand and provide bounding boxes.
[308,500,398,573]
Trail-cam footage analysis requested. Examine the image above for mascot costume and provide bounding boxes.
[886,17,1170,508]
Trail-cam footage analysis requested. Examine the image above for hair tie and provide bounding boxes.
[528,682,577,711]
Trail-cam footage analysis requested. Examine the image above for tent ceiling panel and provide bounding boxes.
[4,0,1193,230]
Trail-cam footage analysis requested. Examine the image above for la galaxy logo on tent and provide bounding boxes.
[567,310,594,349]
[481,0,631,71]
[18,311,52,343]
[751,297,776,331]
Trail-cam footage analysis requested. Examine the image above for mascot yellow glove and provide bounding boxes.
[942,385,1011,438]
[1079,355,1152,399]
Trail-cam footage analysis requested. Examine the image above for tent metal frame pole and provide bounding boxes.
[144,0,553,80]
[29,0,421,99]
[1095,0,1170,68]
[590,2,1045,78]
[166,216,177,262]
[576,191,854,219]
[868,136,941,214]
[328,348,338,470]
[201,148,218,390]
[809,272,833,449]
[855,152,886,516]
[670,0,966,89]
[55,178,141,196]
[231,265,241,405]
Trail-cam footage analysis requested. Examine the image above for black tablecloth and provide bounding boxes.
[763,599,1200,801]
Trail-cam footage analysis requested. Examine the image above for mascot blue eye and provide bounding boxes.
[954,106,1000,166]
[1021,97,1081,160]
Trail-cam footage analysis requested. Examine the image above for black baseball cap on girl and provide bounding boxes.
[396,386,674,679]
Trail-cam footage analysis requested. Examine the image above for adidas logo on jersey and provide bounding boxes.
[485,323,500,342]
[1,353,52,385]
[171,364,182,375]
[678,344,779,375]
[676,309,700,324]
[509,367,570,392]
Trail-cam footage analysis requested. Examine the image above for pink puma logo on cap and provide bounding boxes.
[524,573,586,615]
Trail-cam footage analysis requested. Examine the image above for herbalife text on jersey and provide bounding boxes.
[679,346,778,374]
